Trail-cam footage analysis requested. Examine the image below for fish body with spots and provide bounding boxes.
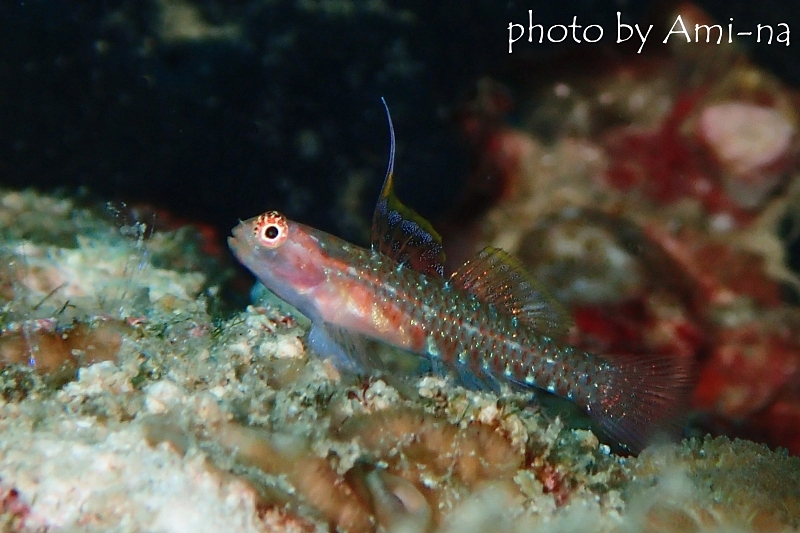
[229,106,692,453]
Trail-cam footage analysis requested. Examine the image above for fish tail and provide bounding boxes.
[587,354,694,453]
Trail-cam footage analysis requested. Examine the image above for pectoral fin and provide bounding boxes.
[308,321,428,376]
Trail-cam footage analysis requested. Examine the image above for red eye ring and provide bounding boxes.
[254,211,289,249]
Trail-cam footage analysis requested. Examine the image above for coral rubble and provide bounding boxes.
[0,187,797,532]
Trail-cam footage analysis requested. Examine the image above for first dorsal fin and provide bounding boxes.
[451,247,573,338]
[371,99,446,278]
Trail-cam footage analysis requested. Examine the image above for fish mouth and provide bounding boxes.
[227,224,248,257]
[228,221,247,243]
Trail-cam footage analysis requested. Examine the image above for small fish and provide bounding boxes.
[228,102,693,453]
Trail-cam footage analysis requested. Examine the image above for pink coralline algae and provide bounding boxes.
[445,20,800,456]
[699,102,796,208]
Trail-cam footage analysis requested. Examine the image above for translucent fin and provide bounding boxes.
[371,99,446,278]
[308,322,366,373]
[588,354,694,453]
[308,322,427,375]
[451,247,573,338]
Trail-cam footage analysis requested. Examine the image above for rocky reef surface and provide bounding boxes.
[0,188,797,533]
[443,3,800,458]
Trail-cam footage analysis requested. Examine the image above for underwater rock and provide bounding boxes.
[699,101,796,208]
[0,187,797,532]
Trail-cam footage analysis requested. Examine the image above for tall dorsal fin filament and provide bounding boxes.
[382,96,396,195]
[370,98,446,278]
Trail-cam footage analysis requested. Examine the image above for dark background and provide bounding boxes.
[2,0,799,245]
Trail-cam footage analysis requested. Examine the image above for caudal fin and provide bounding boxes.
[588,354,694,454]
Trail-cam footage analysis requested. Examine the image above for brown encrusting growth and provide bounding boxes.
[0,187,797,532]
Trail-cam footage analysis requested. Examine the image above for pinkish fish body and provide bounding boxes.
[229,104,692,453]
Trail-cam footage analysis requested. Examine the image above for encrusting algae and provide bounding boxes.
[0,194,797,530]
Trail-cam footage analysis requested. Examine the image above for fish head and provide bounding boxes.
[228,211,330,317]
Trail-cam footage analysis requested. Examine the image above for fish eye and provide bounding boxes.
[254,211,289,249]
[264,225,279,239]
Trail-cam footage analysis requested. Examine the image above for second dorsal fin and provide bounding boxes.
[370,99,446,278]
[451,247,573,337]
